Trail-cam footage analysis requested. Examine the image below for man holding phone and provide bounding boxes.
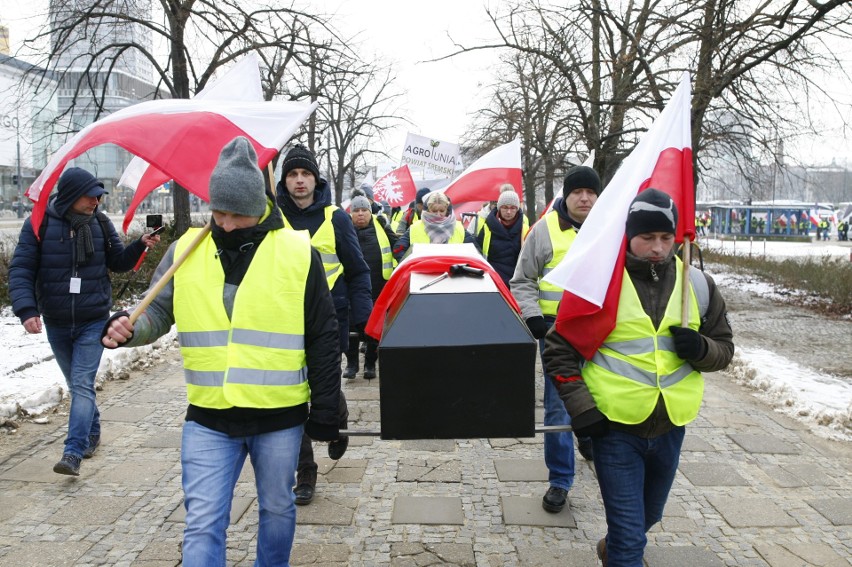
[8,167,161,476]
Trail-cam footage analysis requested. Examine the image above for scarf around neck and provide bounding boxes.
[66,212,95,266]
[421,211,456,243]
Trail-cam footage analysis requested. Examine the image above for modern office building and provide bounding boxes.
[0,44,57,214]
[48,0,164,212]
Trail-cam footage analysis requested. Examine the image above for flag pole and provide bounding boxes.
[681,238,692,326]
[129,221,212,324]
[266,162,276,193]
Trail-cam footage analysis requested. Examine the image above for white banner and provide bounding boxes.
[400,133,461,179]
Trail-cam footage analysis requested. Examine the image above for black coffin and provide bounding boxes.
[378,270,537,439]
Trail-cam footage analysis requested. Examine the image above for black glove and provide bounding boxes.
[571,408,609,439]
[525,316,549,340]
[669,326,707,361]
[101,310,131,349]
[354,321,368,342]
[305,418,339,442]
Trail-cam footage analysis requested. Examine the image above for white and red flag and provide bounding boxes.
[544,72,695,359]
[372,164,417,208]
[26,96,317,237]
[117,53,264,232]
[443,138,522,207]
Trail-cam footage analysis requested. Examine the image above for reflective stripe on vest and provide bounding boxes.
[582,257,704,426]
[409,221,466,244]
[174,227,312,409]
[372,216,396,279]
[282,207,342,288]
[479,215,530,256]
[538,211,577,316]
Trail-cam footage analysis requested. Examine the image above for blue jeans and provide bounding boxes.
[540,331,574,491]
[45,318,105,458]
[181,421,302,567]
[593,427,686,567]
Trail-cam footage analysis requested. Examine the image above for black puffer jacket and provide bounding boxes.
[10,194,145,326]
[276,177,373,326]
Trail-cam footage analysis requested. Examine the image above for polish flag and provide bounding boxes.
[809,209,820,226]
[443,138,522,207]
[117,53,264,232]
[540,150,596,219]
[26,97,317,237]
[544,73,695,359]
[372,164,417,207]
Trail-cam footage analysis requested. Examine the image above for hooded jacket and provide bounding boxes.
[276,177,373,326]
[9,179,146,326]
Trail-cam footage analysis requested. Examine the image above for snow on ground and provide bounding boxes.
[0,306,178,421]
[1,237,850,441]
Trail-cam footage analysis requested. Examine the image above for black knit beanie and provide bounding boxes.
[281,144,320,181]
[625,188,678,239]
[563,165,601,196]
[416,187,431,205]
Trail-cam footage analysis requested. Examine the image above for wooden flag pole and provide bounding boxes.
[266,162,276,194]
[129,221,212,324]
[681,238,692,327]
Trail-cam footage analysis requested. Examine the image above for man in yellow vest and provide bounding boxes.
[542,189,734,566]
[101,137,342,566]
[276,144,373,505]
[510,165,601,514]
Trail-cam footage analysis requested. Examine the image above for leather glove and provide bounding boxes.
[669,326,707,361]
[571,408,609,439]
[525,316,549,340]
[305,418,338,442]
[101,310,131,349]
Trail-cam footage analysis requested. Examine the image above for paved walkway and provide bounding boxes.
[0,286,850,566]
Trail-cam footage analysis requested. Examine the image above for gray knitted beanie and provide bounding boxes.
[209,137,267,217]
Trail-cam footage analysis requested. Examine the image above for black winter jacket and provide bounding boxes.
[10,197,146,326]
[276,178,373,325]
[354,217,398,301]
[475,208,524,287]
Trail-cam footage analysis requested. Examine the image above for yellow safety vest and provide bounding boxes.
[409,220,466,244]
[282,206,342,288]
[477,215,530,256]
[370,216,396,279]
[390,208,406,233]
[582,258,704,426]
[174,227,312,409]
[538,211,577,316]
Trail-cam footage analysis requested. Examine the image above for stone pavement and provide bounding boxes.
[1,272,851,567]
[0,344,849,567]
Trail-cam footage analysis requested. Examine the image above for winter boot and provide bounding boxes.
[342,351,359,379]
[294,469,317,505]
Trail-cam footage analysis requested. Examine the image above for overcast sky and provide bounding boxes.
[3,0,851,168]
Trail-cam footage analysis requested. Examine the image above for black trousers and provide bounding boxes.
[297,391,348,479]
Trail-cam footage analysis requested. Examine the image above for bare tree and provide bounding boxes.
[20,0,343,234]
[465,50,581,219]
[447,0,852,203]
